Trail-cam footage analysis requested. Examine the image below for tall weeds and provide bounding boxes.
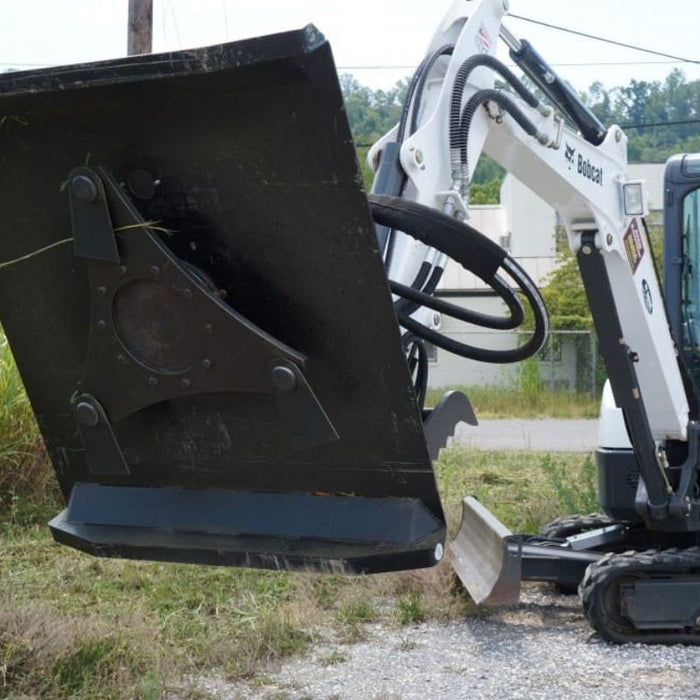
[0,335,54,524]
[426,383,599,418]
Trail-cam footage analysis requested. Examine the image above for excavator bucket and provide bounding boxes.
[0,27,447,574]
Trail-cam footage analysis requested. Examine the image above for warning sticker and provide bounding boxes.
[476,23,492,53]
[623,218,645,274]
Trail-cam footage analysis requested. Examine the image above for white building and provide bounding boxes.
[427,173,557,387]
[426,164,666,390]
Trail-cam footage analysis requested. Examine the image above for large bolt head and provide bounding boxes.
[75,401,99,427]
[270,364,297,392]
[71,174,98,203]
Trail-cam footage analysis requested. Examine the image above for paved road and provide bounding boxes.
[451,419,599,452]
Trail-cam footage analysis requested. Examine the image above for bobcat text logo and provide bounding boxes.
[577,154,603,185]
[565,144,603,185]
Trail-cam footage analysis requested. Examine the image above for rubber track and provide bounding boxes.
[539,513,615,540]
[539,514,618,594]
[581,547,700,644]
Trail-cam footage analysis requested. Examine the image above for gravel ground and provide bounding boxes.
[190,423,693,699]
[195,585,700,699]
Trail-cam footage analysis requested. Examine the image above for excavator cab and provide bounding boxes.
[0,28,462,574]
[665,154,700,395]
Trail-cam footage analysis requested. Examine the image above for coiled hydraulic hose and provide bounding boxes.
[370,194,548,364]
[391,273,524,330]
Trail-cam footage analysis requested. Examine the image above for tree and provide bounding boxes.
[536,250,592,331]
[470,177,501,204]
[340,74,407,146]
[586,69,700,162]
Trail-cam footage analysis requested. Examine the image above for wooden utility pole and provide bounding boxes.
[127,0,153,56]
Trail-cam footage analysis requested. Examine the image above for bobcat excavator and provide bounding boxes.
[0,0,699,644]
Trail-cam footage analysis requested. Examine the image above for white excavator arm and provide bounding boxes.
[369,0,692,517]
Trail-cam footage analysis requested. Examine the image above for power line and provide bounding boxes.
[338,59,687,71]
[509,14,700,65]
[622,118,700,129]
[165,0,182,50]
[5,16,699,76]
[519,60,683,68]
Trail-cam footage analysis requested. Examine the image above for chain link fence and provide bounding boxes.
[535,330,604,398]
[427,329,605,398]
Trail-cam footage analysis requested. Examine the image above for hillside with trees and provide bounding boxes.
[342,68,700,197]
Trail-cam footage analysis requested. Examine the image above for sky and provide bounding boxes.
[1,0,698,94]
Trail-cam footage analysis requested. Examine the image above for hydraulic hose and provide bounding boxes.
[408,44,454,138]
[449,55,542,189]
[396,258,547,364]
[402,332,429,410]
[387,44,455,273]
[449,54,539,151]
[456,88,544,196]
[369,195,549,363]
[390,273,524,331]
[398,44,454,144]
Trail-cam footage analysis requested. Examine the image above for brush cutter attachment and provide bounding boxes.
[0,28,448,574]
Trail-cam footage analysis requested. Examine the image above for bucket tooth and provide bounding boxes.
[450,496,522,606]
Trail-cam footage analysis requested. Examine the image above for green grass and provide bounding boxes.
[426,384,600,418]
[0,337,55,529]
[0,336,601,698]
[436,448,599,534]
[0,447,598,699]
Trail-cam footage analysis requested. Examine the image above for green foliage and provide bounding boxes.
[426,383,599,418]
[436,448,600,535]
[338,598,375,625]
[523,250,592,332]
[585,69,700,162]
[340,73,407,146]
[539,454,599,516]
[517,357,545,397]
[470,177,501,204]
[472,156,505,185]
[0,335,55,528]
